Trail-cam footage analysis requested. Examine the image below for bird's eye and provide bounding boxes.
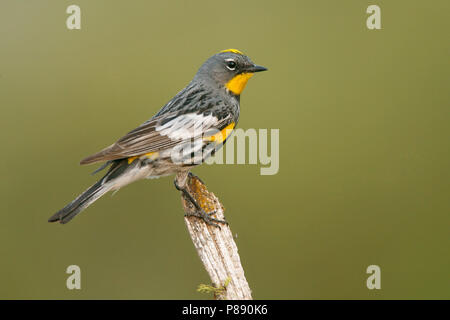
[226,60,237,71]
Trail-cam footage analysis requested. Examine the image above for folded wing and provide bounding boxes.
[80,112,232,165]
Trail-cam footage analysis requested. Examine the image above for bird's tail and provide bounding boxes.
[48,179,113,224]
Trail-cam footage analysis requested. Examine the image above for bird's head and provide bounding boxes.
[194,49,267,95]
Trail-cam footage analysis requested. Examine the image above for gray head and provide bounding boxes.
[194,49,267,95]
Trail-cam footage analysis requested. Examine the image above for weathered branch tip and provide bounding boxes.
[180,174,252,300]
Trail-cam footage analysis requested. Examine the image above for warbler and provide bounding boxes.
[48,49,267,226]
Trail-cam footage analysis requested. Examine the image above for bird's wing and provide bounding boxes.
[80,111,232,165]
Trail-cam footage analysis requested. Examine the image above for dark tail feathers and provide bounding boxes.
[48,180,111,224]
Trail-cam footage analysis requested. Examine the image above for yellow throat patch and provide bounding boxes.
[225,73,254,95]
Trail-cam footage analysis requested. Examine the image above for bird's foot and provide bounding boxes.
[174,175,228,229]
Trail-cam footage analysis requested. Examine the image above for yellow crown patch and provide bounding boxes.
[220,49,244,55]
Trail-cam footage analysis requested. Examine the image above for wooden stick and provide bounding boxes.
[180,175,252,300]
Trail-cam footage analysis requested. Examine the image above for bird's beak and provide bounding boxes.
[246,65,268,73]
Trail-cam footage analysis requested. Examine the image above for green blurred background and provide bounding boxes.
[1,0,449,299]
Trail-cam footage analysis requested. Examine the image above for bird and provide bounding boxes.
[48,49,267,226]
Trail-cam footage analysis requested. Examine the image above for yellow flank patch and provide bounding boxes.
[225,73,254,95]
[128,152,158,164]
[220,48,244,55]
[204,122,236,144]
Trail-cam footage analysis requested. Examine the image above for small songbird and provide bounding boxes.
[48,49,267,226]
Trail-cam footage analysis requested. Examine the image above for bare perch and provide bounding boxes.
[180,175,252,300]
